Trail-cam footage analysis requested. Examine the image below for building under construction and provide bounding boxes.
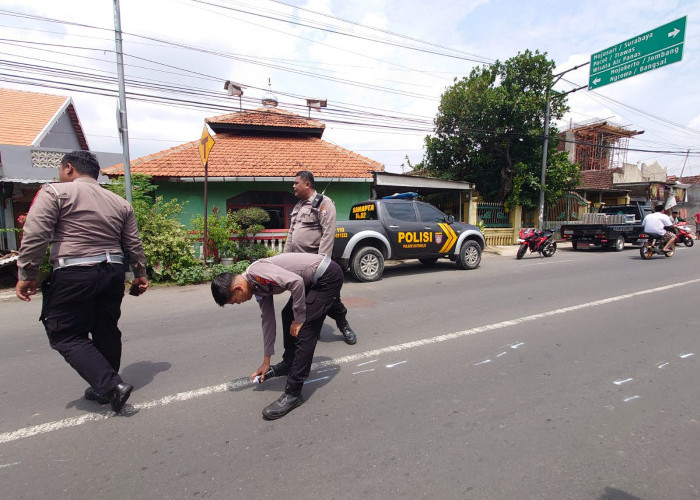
[559,121,644,171]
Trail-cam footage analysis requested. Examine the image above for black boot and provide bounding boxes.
[337,322,357,345]
[262,391,303,420]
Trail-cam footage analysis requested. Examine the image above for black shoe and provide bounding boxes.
[338,323,357,345]
[262,392,303,420]
[268,360,292,378]
[107,383,133,413]
[84,387,110,405]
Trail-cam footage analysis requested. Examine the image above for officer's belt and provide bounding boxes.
[311,255,331,286]
[54,252,124,270]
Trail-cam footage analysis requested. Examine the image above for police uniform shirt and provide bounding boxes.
[285,190,336,256]
[17,177,147,281]
[243,253,325,357]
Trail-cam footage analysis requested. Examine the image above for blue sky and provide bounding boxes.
[1,0,698,176]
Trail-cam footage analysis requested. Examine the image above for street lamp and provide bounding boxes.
[224,81,243,110]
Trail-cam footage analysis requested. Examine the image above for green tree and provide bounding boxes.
[420,49,580,207]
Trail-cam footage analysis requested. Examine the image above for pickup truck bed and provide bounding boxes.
[560,204,652,251]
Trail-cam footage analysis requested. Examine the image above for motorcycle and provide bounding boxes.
[639,231,675,259]
[516,227,559,260]
[671,222,694,247]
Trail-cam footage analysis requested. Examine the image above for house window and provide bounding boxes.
[227,191,297,229]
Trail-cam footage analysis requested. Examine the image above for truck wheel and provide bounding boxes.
[612,235,625,252]
[419,257,438,266]
[350,247,384,282]
[456,241,481,270]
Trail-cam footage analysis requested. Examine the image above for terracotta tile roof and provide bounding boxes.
[580,169,614,189]
[207,107,325,131]
[103,134,383,178]
[0,88,88,148]
[678,175,700,185]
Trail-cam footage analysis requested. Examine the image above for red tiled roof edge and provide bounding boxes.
[101,139,199,174]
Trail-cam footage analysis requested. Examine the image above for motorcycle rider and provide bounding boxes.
[642,204,676,252]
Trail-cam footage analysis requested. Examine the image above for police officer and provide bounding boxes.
[211,252,344,420]
[283,170,357,345]
[15,150,148,413]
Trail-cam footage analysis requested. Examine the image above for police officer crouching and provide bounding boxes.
[284,170,357,345]
[212,253,344,419]
[15,151,149,413]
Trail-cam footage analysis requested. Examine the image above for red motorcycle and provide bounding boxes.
[672,222,694,247]
[516,227,559,260]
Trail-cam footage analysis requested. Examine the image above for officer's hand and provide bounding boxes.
[16,280,37,302]
[252,357,271,383]
[290,321,303,338]
[129,276,149,296]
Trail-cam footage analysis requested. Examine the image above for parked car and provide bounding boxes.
[333,196,485,281]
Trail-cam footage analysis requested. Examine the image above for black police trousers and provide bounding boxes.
[280,260,344,396]
[40,262,126,397]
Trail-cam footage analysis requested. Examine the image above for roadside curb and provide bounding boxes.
[0,289,19,303]
[484,245,520,257]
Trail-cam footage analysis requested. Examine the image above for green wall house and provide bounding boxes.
[102,100,383,228]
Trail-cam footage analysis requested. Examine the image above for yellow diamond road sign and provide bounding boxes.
[198,125,214,166]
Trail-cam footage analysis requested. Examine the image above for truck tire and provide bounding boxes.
[612,235,625,251]
[456,240,481,270]
[350,246,384,282]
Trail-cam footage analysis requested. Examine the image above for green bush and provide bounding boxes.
[106,175,198,283]
[173,260,250,285]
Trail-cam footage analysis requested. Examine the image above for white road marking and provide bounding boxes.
[386,360,407,368]
[510,342,525,349]
[0,462,21,469]
[474,359,491,366]
[357,359,378,367]
[657,362,670,369]
[679,353,694,359]
[352,369,376,375]
[2,277,699,445]
[317,367,339,374]
[496,352,508,357]
[613,378,633,385]
[521,259,574,266]
[623,395,640,402]
[304,376,330,385]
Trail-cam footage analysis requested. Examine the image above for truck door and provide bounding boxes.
[382,201,425,257]
[416,202,457,255]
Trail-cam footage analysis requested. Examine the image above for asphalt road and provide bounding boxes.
[0,244,698,499]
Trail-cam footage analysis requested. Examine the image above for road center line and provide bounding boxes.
[2,277,699,445]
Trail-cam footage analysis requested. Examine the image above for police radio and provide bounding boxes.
[311,192,323,208]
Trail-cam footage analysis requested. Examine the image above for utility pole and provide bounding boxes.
[537,63,589,228]
[113,0,132,203]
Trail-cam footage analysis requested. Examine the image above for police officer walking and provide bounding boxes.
[211,253,344,419]
[283,170,357,345]
[15,151,149,413]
